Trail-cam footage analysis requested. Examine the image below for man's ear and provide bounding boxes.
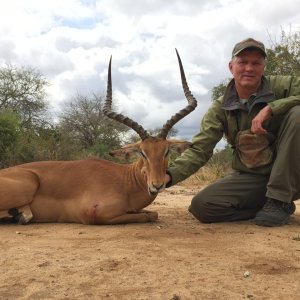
[168,140,193,154]
[229,60,236,75]
[109,142,141,160]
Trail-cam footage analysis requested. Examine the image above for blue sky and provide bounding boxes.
[0,0,299,142]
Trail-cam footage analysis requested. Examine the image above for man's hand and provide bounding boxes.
[251,105,273,135]
[165,174,171,185]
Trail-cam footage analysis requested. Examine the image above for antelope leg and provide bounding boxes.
[100,211,158,225]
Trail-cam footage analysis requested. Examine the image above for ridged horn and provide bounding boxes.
[158,49,197,139]
[103,56,150,140]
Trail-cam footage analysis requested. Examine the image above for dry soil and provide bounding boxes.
[1,185,300,300]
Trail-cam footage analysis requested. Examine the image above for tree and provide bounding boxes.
[0,110,21,167]
[211,78,230,101]
[265,29,300,76]
[0,65,60,166]
[0,65,49,129]
[59,93,129,158]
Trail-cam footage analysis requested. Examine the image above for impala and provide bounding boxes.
[0,50,197,225]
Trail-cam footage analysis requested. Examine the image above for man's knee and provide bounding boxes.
[189,194,212,223]
[188,193,234,223]
[188,191,245,223]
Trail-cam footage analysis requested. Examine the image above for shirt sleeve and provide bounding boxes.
[167,98,225,186]
[268,75,300,115]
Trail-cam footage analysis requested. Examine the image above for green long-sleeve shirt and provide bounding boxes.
[167,75,300,186]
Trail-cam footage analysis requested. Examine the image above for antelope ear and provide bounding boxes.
[109,142,141,160]
[168,140,193,154]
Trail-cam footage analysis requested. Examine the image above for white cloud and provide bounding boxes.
[0,0,300,143]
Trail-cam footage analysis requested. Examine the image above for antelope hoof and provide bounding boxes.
[18,213,33,225]
[8,207,33,225]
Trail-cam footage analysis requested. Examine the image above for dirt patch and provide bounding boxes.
[1,185,300,300]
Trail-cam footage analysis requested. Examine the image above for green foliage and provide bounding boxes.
[265,29,300,76]
[0,110,21,167]
[0,65,132,167]
[89,143,112,160]
[17,126,81,162]
[0,65,49,129]
[211,78,230,101]
[0,111,20,150]
[0,65,54,167]
[207,145,232,170]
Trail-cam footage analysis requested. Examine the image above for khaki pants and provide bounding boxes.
[189,106,300,223]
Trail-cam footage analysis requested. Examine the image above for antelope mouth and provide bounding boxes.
[148,184,165,196]
[149,190,159,196]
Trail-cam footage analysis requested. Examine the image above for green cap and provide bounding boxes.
[232,38,266,58]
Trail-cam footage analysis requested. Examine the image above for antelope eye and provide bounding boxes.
[140,151,147,159]
[165,149,170,157]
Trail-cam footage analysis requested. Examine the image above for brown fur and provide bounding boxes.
[0,137,191,225]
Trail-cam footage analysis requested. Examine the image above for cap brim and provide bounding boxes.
[233,46,266,58]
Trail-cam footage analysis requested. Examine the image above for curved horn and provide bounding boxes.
[103,56,150,140]
[158,49,197,139]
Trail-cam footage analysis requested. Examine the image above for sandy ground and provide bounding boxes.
[1,185,300,300]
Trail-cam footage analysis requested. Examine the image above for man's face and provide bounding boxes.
[229,49,265,91]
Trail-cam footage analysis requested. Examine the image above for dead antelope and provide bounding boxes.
[0,50,197,225]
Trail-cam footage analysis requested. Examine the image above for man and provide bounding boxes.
[166,38,300,227]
